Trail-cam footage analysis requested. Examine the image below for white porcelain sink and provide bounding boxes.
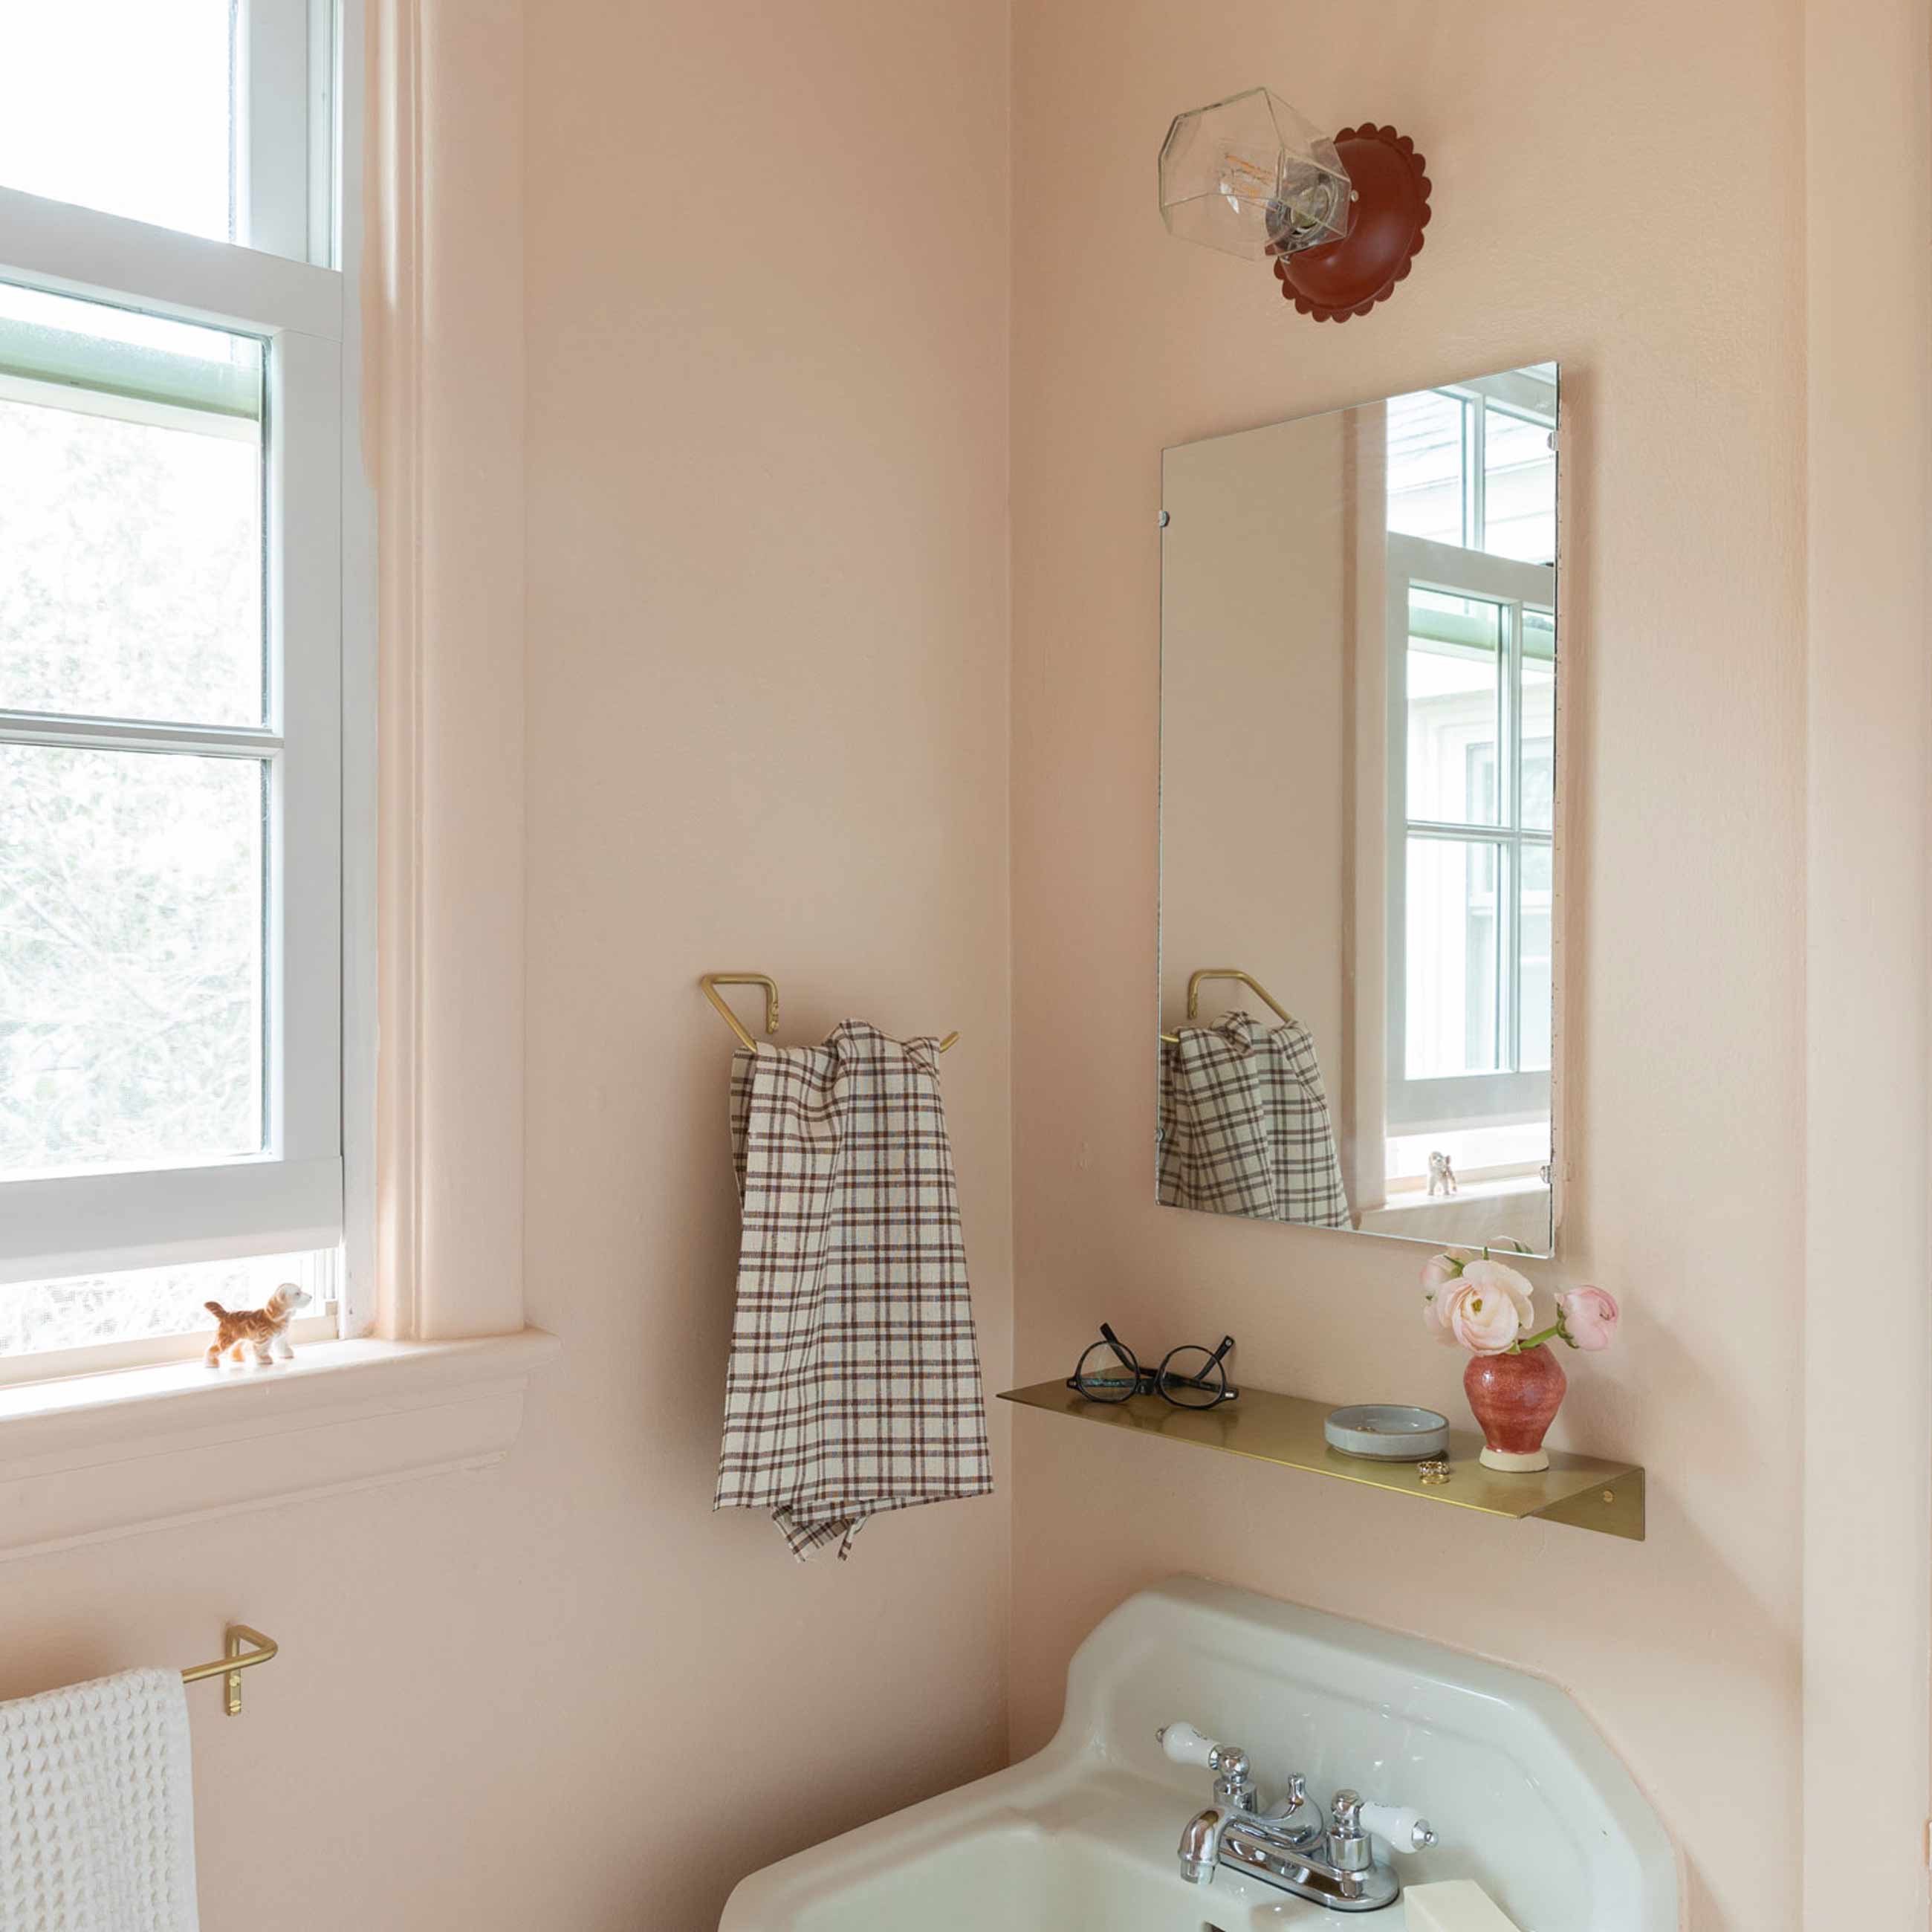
[721,1578,1678,1932]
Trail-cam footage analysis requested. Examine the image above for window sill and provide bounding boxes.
[0,1328,560,1563]
[1377,1172,1548,1208]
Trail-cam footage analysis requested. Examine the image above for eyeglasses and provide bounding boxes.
[1066,1323,1239,1409]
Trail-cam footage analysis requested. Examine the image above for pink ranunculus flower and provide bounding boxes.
[1444,1260,1537,1355]
[1559,1285,1620,1352]
[1420,1248,1477,1343]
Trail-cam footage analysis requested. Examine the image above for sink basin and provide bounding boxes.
[722,1578,1678,1932]
[730,1775,1358,1932]
[758,1809,1355,1931]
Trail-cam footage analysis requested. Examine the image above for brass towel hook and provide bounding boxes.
[1161,967,1297,1046]
[700,973,958,1053]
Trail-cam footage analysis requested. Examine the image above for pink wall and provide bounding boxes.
[0,5,1012,1930]
[1798,0,1931,1916]
[520,0,1015,1921]
[1008,3,1817,1929]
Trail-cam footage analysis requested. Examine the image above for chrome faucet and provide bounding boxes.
[1157,1722,1436,1913]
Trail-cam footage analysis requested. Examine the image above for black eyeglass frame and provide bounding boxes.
[1065,1323,1239,1408]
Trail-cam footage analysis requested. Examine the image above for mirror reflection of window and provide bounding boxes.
[1385,389,1466,544]
[1387,369,1557,565]
[1384,369,1556,1206]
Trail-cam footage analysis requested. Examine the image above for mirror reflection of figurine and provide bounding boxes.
[1427,1151,1458,1197]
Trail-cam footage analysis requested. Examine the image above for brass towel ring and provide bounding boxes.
[1161,967,1297,1046]
[700,973,959,1054]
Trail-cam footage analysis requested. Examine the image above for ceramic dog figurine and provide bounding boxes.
[1427,1151,1459,1197]
[204,1284,313,1367]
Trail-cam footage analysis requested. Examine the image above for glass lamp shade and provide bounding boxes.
[1159,88,1351,259]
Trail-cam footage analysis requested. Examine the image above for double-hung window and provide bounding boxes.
[0,1,360,1383]
[1383,369,1557,1183]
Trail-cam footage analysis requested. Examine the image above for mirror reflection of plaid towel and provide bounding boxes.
[1158,1011,1351,1227]
[715,1020,993,1561]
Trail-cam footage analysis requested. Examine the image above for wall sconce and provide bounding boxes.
[1158,88,1431,322]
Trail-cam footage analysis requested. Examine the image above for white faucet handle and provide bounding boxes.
[1358,1801,1437,1852]
[1157,1721,1221,1769]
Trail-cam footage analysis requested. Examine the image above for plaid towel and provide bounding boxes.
[715,1020,993,1560]
[1158,1011,1351,1228]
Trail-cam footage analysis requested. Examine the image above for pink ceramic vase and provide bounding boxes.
[1463,1343,1567,1471]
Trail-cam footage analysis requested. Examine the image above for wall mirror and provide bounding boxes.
[1158,364,1560,1255]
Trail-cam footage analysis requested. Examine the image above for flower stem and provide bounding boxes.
[1512,1308,1578,1355]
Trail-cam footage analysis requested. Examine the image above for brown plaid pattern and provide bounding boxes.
[715,1020,993,1560]
[1157,1011,1352,1228]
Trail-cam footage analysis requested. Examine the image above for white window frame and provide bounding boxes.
[1385,540,1555,1136]
[236,0,337,267]
[0,0,371,1369]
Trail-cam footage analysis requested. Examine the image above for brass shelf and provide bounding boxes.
[999,1380,1644,1541]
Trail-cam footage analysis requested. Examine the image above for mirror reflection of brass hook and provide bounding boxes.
[1161,967,1296,1046]
[699,973,958,1054]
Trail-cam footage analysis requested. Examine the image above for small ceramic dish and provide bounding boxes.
[1323,1404,1450,1462]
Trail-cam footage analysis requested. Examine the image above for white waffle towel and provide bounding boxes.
[0,1667,199,1931]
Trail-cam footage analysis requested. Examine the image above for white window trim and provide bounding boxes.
[366,0,529,1346]
[0,0,547,1557]
[331,0,379,1341]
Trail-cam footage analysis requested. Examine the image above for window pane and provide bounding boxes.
[1407,591,1501,825]
[1386,389,1466,545]
[1522,641,1555,832]
[1405,836,1501,1079]
[1482,405,1556,563]
[0,1,236,242]
[0,285,263,727]
[1519,843,1553,1074]
[1,1247,334,1361]
[0,745,264,1176]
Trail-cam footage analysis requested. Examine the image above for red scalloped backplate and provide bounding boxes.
[1274,124,1432,323]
